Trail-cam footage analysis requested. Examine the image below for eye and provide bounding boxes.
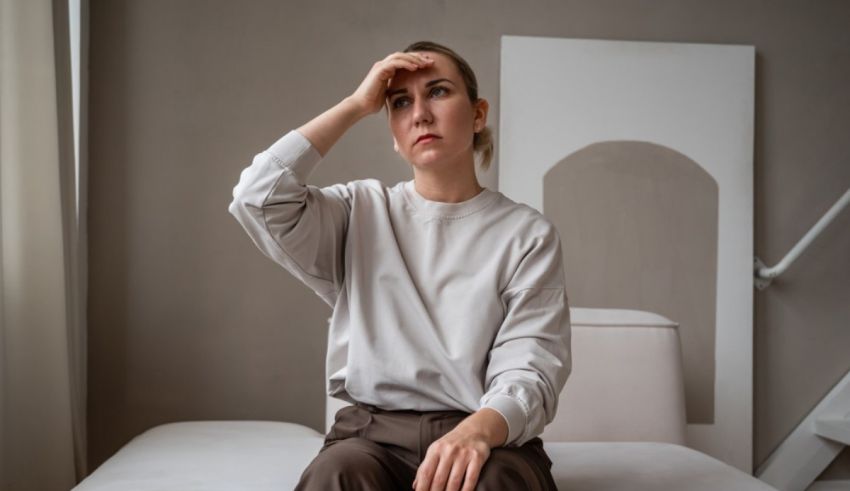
[430,86,448,97]
[391,97,410,109]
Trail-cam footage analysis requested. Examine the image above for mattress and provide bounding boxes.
[73,421,776,491]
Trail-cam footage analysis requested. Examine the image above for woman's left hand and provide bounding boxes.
[413,408,507,491]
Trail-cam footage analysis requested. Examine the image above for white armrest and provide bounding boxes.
[541,307,687,444]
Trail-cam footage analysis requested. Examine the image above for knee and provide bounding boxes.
[475,449,532,491]
[476,451,525,489]
[296,438,393,490]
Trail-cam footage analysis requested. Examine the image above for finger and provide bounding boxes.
[460,457,483,491]
[414,455,438,491]
[386,51,433,65]
[380,58,423,82]
[381,59,429,95]
[393,55,431,73]
[429,456,455,491]
[406,52,434,65]
[445,456,470,491]
[387,54,434,74]
[408,55,434,70]
[383,51,408,62]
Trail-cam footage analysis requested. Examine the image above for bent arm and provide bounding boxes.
[229,53,431,305]
[479,224,572,447]
[228,128,352,306]
[297,51,437,155]
[296,96,369,157]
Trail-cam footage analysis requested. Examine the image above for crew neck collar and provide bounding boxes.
[402,179,497,219]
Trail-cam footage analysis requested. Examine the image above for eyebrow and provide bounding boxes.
[386,78,455,99]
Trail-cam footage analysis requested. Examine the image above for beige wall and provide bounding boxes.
[87,0,850,478]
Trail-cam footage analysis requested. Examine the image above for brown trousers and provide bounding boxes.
[295,401,558,490]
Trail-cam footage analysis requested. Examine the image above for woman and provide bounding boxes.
[229,41,570,491]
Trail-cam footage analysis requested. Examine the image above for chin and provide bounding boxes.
[409,155,450,170]
[409,147,463,168]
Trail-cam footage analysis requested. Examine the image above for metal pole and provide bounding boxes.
[754,187,850,290]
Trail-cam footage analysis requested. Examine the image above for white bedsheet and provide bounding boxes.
[73,421,776,491]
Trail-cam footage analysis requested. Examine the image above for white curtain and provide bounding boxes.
[0,0,87,489]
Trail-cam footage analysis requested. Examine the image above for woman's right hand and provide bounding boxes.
[348,52,434,116]
[295,52,434,157]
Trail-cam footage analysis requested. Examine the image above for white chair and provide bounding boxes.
[74,308,776,490]
[543,307,688,444]
[542,308,772,490]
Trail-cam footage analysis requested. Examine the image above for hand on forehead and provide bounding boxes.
[387,51,456,91]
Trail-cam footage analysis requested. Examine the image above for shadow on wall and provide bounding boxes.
[544,140,718,424]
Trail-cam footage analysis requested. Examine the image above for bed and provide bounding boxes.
[74,308,776,490]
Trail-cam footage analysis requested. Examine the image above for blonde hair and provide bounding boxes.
[402,41,494,171]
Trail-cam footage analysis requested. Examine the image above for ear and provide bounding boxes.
[473,98,489,133]
[393,137,399,152]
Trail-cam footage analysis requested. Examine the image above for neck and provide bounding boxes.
[411,153,483,203]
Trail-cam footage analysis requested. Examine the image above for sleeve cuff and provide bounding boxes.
[481,394,527,447]
[265,129,323,185]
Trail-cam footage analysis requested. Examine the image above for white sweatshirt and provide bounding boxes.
[228,129,571,447]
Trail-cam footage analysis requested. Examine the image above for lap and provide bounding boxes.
[317,436,392,464]
[295,437,415,491]
[297,404,556,491]
[301,437,556,491]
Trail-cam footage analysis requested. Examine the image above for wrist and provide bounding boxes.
[460,408,509,448]
[340,96,372,121]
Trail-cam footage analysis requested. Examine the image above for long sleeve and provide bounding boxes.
[479,222,572,447]
[228,129,351,307]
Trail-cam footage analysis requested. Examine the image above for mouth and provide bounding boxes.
[415,134,441,145]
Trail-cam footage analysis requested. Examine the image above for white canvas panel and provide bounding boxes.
[499,35,754,472]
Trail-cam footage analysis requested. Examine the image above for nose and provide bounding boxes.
[412,96,433,126]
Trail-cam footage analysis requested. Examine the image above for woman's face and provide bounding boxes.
[385,51,487,170]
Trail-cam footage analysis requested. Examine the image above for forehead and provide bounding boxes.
[386,51,461,93]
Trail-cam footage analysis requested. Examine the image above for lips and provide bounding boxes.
[415,134,441,145]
